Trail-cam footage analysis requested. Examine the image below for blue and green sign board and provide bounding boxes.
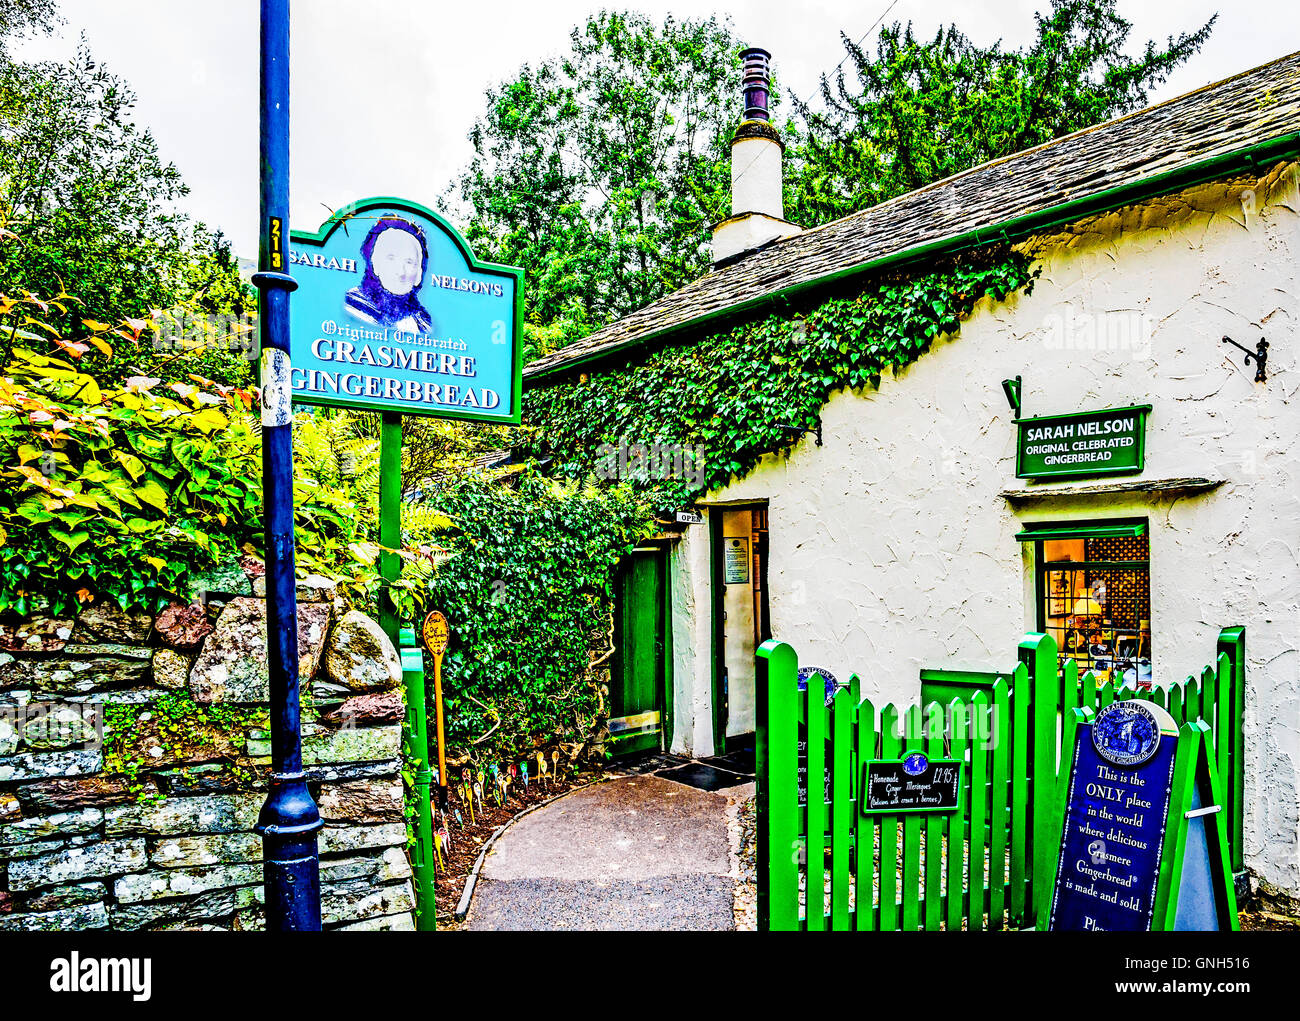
[1047,700,1238,931]
[287,197,523,424]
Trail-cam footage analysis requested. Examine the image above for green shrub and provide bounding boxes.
[426,472,655,759]
[0,295,446,618]
[0,295,262,615]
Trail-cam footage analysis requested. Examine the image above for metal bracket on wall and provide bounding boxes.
[777,420,823,446]
[1222,335,1269,383]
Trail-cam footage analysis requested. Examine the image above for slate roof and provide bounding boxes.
[525,50,1300,382]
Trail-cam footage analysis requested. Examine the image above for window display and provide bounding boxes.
[1037,532,1151,689]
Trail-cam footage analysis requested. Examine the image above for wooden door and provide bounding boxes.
[609,548,667,756]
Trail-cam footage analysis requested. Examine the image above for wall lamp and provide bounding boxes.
[1001,375,1023,417]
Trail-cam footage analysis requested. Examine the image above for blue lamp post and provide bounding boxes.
[252,0,323,932]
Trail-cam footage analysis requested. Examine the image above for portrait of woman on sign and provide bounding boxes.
[344,216,434,333]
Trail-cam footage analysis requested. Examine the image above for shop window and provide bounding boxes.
[1017,520,1151,689]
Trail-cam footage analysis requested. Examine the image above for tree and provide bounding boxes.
[449,11,740,350]
[787,0,1216,226]
[0,0,56,62]
[0,24,254,382]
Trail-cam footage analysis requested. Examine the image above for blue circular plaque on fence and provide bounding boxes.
[1092,700,1161,767]
[902,752,929,776]
[797,666,843,707]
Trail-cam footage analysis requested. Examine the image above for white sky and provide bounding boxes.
[16,0,1300,256]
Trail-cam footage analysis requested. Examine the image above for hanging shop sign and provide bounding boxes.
[860,753,963,815]
[287,197,523,424]
[1015,405,1150,481]
[1047,700,1238,931]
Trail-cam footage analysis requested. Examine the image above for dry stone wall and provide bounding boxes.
[0,561,414,931]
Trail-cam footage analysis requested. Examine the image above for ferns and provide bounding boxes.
[291,407,482,615]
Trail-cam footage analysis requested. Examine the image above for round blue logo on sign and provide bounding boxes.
[797,666,843,707]
[1092,700,1161,767]
[902,752,929,776]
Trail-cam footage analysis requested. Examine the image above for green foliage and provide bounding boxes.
[100,231,257,388]
[103,691,267,803]
[787,0,1215,225]
[450,10,740,334]
[426,473,655,759]
[0,34,254,373]
[0,292,465,619]
[291,408,461,617]
[0,0,56,62]
[291,408,387,609]
[523,249,1038,506]
[0,294,264,616]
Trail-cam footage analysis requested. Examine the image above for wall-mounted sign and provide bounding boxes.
[723,537,750,584]
[1016,405,1150,481]
[860,753,962,815]
[675,510,704,525]
[288,197,523,424]
[797,666,842,707]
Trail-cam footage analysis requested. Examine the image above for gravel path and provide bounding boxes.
[466,773,754,931]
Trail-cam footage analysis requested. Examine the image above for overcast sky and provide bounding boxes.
[16,0,1299,256]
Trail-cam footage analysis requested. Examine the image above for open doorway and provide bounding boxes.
[711,505,769,754]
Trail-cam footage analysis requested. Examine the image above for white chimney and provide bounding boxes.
[711,47,801,266]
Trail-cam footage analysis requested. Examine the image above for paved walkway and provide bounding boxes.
[465,773,749,931]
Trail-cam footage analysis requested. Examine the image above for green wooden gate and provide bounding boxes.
[756,628,1245,931]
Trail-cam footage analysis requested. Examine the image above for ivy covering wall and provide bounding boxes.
[426,475,655,758]
[426,247,1037,762]
[521,248,1038,506]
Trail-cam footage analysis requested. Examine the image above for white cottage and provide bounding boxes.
[524,50,1300,908]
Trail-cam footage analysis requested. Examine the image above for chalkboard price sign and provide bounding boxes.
[861,753,962,815]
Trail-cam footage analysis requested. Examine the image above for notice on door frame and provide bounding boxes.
[724,536,750,584]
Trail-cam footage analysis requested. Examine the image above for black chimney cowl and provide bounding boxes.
[741,46,772,122]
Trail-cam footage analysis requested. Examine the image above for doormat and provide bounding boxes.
[701,748,755,776]
[655,762,751,792]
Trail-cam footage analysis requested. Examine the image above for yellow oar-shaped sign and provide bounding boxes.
[422,610,450,813]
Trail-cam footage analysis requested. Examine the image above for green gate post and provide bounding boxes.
[378,414,436,930]
[399,627,437,930]
[378,412,402,647]
[756,639,799,932]
[1019,632,1060,929]
[1216,626,1246,874]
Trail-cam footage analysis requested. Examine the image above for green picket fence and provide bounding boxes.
[756,627,1245,932]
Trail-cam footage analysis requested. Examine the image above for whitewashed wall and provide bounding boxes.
[676,163,1300,898]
